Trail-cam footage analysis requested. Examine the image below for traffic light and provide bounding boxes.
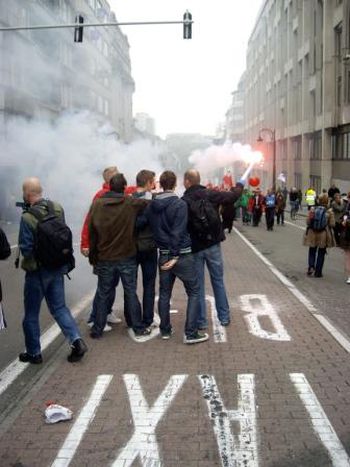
[74,15,84,43]
[183,10,192,39]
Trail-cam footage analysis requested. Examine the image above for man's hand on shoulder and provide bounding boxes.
[160,257,178,271]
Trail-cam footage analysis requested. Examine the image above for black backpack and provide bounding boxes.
[29,201,75,272]
[187,197,221,241]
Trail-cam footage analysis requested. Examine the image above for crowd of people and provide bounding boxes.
[228,183,350,282]
[0,168,245,364]
[0,169,349,366]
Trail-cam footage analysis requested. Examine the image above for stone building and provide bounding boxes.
[242,0,350,194]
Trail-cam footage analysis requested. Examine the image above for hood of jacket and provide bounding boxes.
[150,192,179,213]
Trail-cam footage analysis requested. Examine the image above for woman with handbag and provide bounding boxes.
[0,227,11,329]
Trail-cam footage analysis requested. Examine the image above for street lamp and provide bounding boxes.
[257,128,276,192]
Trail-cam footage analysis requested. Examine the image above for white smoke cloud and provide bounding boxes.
[189,141,259,175]
[1,111,164,225]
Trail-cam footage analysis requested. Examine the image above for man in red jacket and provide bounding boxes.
[80,166,121,329]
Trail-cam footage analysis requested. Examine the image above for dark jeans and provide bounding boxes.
[23,269,81,355]
[334,222,342,246]
[252,207,262,226]
[92,257,144,335]
[308,247,326,275]
[276,210,285,225]
[158,253,199,338]
[265,207,275,229]
[89,281,118,323]
[136,249,157,327]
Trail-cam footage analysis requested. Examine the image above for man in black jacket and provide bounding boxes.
[182,169,243,329]
[0,227,11,330]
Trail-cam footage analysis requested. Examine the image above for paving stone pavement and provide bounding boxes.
[0,228,350,467]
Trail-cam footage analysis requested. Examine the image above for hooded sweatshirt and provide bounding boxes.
[145,192,191,258]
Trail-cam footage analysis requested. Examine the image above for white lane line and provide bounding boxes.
[206,295,227,343]
[232,227,350,354]
[0,292,94,397]
[290,373,350,467]
[284,220,305,231]
[51,374,113,467]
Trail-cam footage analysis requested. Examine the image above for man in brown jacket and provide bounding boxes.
[88,173,150,339]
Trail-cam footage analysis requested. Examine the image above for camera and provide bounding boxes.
[15,201,30,211]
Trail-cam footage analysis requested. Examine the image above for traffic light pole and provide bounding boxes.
[0,19,193,32]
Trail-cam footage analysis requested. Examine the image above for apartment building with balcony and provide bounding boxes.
[243,0,350,194]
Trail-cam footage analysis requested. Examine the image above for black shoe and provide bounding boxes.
[220,321,230,327]
[19,352,43,364]
[161,330,173,340]
[307,267,314,276]
[67,338,88,362]
[314,272,323,278]
[134,328,152,339]
[183,332,209,344]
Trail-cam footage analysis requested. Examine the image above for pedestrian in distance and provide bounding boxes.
[289,187,299,220]
[240,188,252,225]
[221,187,236,234]
[328,183,340,201]
[131,170,158,329]
[249,188,264,227]
[182,169,244,329]
[88,173,151,340]
[264,188,276,231]
[305,186,317,211]
[303,194,336,278]
[0,227,11,330]
[18,177,87,364]
[145,170,209,344]
[339,192,350,284]
[275,189,286,226]
[331,193,346,246]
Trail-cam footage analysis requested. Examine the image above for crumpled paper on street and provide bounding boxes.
[45,404,73,424]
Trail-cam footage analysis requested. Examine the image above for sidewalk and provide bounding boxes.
[0,228,350,466]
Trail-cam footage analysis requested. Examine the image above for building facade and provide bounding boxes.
[225,73,245,144]
[0,0,134,142]
[242,0,350,194]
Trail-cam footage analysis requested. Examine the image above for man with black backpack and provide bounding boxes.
[183,170,244,329]
[18,177,87,364]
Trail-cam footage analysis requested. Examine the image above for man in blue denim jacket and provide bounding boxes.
[18,177,87,364]
[144,170,209,344]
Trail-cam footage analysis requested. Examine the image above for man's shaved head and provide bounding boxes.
[22,177,43,204]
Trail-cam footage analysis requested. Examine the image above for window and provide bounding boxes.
[331,131,350,159]
[294,173,302,189]
[309,175,321,194]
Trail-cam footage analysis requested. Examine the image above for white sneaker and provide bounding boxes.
[87,321,112,332]
[183,332,209,345]
[107,310,122,324]
[346,277,350,284]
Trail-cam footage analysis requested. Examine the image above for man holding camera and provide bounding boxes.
[18,177,87,364]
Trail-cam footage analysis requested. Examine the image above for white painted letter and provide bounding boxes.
[198,374,258,467]
[290,373,350,467]
[206,295,227,343]
[113,374,187,467]
[240,294,291,341]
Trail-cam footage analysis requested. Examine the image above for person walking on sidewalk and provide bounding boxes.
[131,169,158,329]
[18,177,87,364]
[0,227,11,330]
[339,192,350,284]
[331,193,346,246]
[303,194,336,278]
[145,170,209,344]
[275,189,286,226]
[182,170,244,329]
[88,174,151,340]
[305,187,316,211]
[264,188,276,231]
[81,166,121,330]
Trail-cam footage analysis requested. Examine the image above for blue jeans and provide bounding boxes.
[158,253,199,338]
[194,243,230,327]
[92,257,144,335]
[89,280,118,324]
[136,249,157,327]
[23,269,81,356]
[308,247,326,275]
